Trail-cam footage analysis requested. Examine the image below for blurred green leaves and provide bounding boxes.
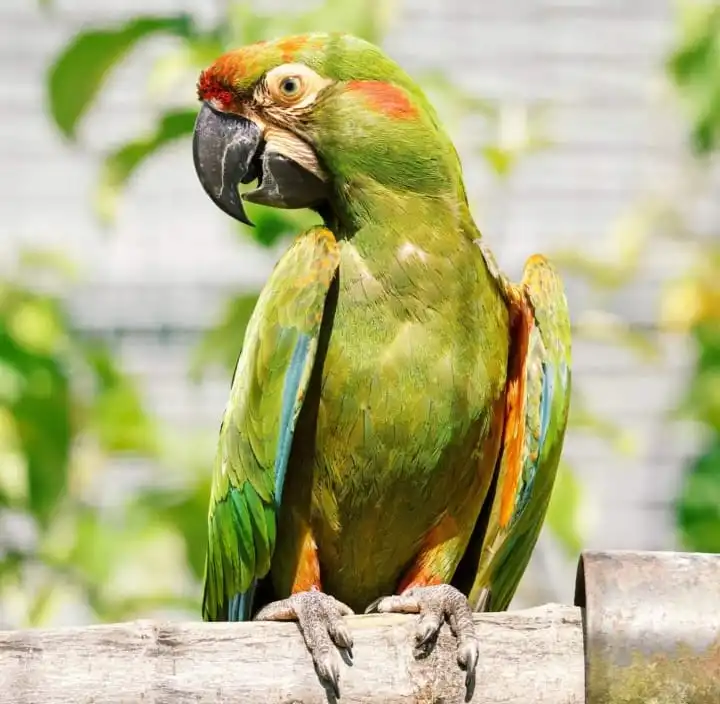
[136,475,211,581]
[81,342,157,455]
[684,319,720,434]
[675,310,720,550]
[0,291,71,526]
[668,1,720,154]
[665,1,720,553]
[549,0,720,559]
[189,293,258,381]
[242,204,321,248]
[96,109,197,224]
[1,251,157,469]
[546,462,584,557]
[47,15,194,140]
[0,249,162,624]
[478,104,552,180]
[677,437,720,552]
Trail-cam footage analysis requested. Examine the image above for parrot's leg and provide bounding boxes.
[366,584,480,687]
[255,590,354,696]
[254,533,354,698]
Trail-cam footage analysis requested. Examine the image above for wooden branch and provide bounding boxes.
[0,604,583,704]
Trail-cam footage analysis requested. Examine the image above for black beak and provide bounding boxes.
[192,102,329,226]
[192,102,261,225]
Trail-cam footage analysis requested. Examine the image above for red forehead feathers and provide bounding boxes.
[197,70,234,107]
[196,44,269,107]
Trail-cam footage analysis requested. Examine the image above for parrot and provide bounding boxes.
[191,32,572,695]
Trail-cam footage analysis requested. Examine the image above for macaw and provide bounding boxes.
[192,32,572,695]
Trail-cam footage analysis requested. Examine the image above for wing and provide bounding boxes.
[455,253,572,611]
[202,226,340,622]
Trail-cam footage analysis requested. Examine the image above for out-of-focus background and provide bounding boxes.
[0,0,718,628]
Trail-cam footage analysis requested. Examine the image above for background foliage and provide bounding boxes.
[666,1,720,553]
[0,0,716,626]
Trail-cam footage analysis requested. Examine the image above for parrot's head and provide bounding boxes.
[193,33,465,231]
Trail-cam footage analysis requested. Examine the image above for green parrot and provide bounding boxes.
[192,32,572,694]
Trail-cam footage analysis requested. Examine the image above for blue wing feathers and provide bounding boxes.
[538,362,553,453]
[514,360,554,523]
[274,332,312,505]
[226,332,312,621]
[228,585,256,622]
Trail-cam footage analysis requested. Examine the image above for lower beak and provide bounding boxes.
[192,102,329,226]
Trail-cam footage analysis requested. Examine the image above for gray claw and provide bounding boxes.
[255,590,354,696]
[314,647,342,698]
[364,596,383,614]
[457,639,480,686]
[328,618,354,653]
[416,612,442,645]
[371,584,480,685]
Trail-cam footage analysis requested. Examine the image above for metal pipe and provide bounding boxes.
[575,550,720,704]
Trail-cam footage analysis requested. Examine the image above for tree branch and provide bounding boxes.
[0,604,583,703]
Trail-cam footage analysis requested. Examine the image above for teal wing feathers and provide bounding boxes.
[202,226,340,622]
[462,253,572,611]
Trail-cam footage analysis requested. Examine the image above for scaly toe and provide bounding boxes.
[366,593,421,615]
[380,584,481,685]
[255,589,354,696]
[327,617,354,653]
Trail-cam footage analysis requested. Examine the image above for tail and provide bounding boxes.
[201,554,257,622]
[227,583,257,621]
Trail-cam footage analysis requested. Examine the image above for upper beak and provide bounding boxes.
[192,102,261,225]
[192,102,329,226]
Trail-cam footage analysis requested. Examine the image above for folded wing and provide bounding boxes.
[203,227,340,622]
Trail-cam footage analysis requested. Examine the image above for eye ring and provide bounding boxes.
[279,75,303,98]
[264,64,329,104]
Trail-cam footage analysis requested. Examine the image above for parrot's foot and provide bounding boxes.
[365,584,479,687]
[255,589,354,697]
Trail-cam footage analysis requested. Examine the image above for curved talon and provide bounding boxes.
[255,590,354,697]
[368,584,480,687]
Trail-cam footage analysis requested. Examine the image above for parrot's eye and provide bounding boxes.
[280,76,302,97]
[264,63,331,105]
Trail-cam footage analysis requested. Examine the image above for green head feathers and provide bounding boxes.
[194,33,468,232]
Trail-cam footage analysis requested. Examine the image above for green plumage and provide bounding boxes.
[456,251,573,611]
[199,33,572,622]
[203,227,340,620]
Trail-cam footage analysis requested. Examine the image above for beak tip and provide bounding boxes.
[192,103,262,227]
[223,200,255,227]
[238,201,255,227]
